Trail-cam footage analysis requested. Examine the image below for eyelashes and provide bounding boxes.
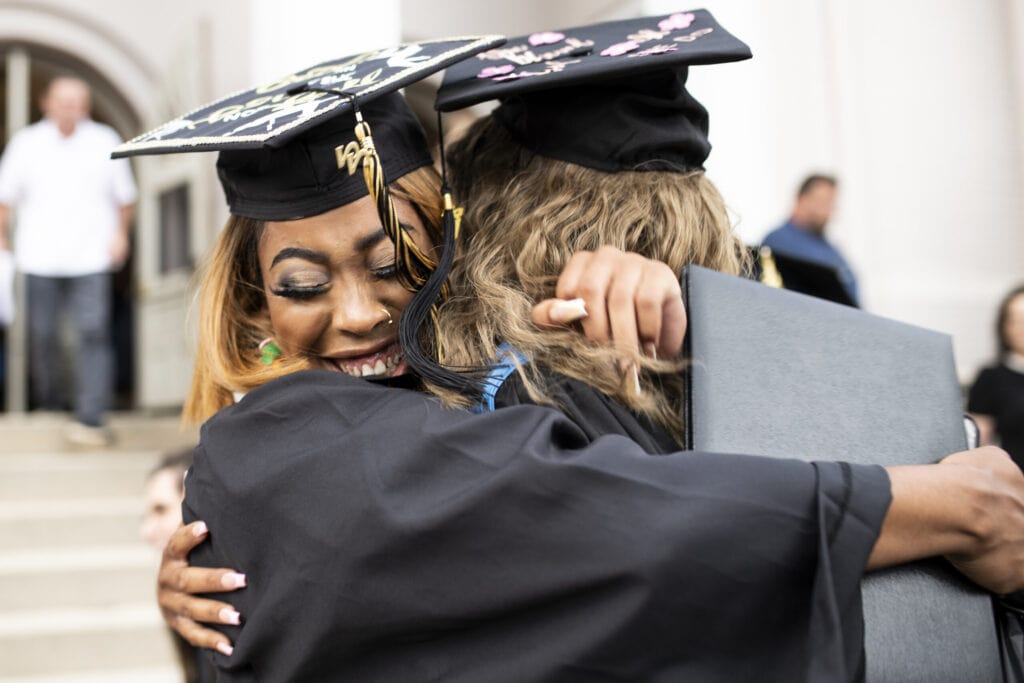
[269,264,399,300]
[371,264,398,280]
[269,285,327,300]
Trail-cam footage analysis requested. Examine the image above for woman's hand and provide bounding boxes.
[532,246,686,359]
[158,521,246,655]
[872,446,1024,594]
[940,447,1024,594]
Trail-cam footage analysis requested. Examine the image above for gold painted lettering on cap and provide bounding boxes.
[335,141,370,175]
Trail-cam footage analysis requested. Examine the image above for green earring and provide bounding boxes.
[259,338,282,365]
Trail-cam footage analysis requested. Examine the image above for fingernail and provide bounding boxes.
[221,572,247,589]
[621,364,642,397]
[192,521,208,537]
[550,298,588,324]
[643,343,657,360]
[216,642,234,657]
[219,608,241,625]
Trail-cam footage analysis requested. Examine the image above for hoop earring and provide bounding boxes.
[381,307,394,326]
[259,338,282,365]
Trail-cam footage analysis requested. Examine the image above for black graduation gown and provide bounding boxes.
[183,369,891,682]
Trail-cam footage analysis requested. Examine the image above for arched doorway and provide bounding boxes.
[1,42,142,412]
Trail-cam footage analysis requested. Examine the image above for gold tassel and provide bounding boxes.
[336,106,461,363]
[758,246,784,289]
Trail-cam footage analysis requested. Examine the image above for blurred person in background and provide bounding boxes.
[141,447,213,683]
[762,174,859,306]
[141,448,193,550]
[969,284,1024,470]
[0,76,137,446]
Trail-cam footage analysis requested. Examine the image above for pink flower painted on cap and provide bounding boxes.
[658,12,696,32]
[528,31,565,46]
[477,64,516,79]
[601,40,640,57]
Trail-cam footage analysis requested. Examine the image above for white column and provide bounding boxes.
[828,0,1024,380]
[5,47,29,413]
[645,0,1024,381]
[249,0,402,83]
[641,0,839,246]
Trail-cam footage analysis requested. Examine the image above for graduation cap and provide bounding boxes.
[114,36,503,223]
[113,36,504,384]
[752,246,859,308]
[435,9,751,173]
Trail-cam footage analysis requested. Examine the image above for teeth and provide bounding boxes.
[330,348,403,377]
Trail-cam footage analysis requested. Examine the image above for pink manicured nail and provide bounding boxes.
[192,521,208,537]
[550,298,588,324]
[221,572,247,589]
[219,608,241,625]
[216,642,234,657]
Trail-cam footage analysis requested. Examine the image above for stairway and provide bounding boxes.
[0,413,199,682]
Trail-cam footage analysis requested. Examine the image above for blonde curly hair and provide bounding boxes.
[436,116,748,444]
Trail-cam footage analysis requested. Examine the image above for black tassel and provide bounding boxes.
[399,191,488,396]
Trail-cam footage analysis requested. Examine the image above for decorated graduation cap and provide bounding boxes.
[436,9,750,172]
[113,36,504,379]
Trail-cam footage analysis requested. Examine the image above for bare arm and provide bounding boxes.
[869,446,1024,594]
[109,204,135,268]
[0,203,10,252]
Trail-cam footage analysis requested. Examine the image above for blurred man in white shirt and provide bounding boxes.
[0,77,137,445]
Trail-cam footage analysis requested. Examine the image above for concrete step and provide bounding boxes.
[0,419,190,680]
[0,413,198,454]
[0,454,159,501]
[0,497,145,551]
[0,666,182,683]
[0,603,177,678]
[0,544,158,612]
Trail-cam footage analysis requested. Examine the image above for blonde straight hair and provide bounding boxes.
[183,166,445,424]
[436,117,748,444]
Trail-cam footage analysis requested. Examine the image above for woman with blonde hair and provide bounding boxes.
[436,115,742,447]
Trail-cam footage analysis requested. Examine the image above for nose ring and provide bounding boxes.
[381,307,394,325]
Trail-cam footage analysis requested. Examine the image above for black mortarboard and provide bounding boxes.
[435,10,750,172]
[113,36,503,221]
[752,247,859,308]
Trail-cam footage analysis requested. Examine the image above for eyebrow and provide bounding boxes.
[270,247,330,268]
[271,223,418,267]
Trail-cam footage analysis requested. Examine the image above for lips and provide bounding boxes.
[324,342,406,378]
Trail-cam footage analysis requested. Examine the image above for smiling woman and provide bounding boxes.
[183,164,443,422]
[105,37,498,425]
[259,195,431,378]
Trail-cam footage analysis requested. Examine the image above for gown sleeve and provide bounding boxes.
[183,369,890,683]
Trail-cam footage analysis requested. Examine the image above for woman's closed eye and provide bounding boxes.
[370,262,399,281]
[270,273,330,299]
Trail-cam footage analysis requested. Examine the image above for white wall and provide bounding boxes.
[250,0,401,83]
[646,0,1024,381]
